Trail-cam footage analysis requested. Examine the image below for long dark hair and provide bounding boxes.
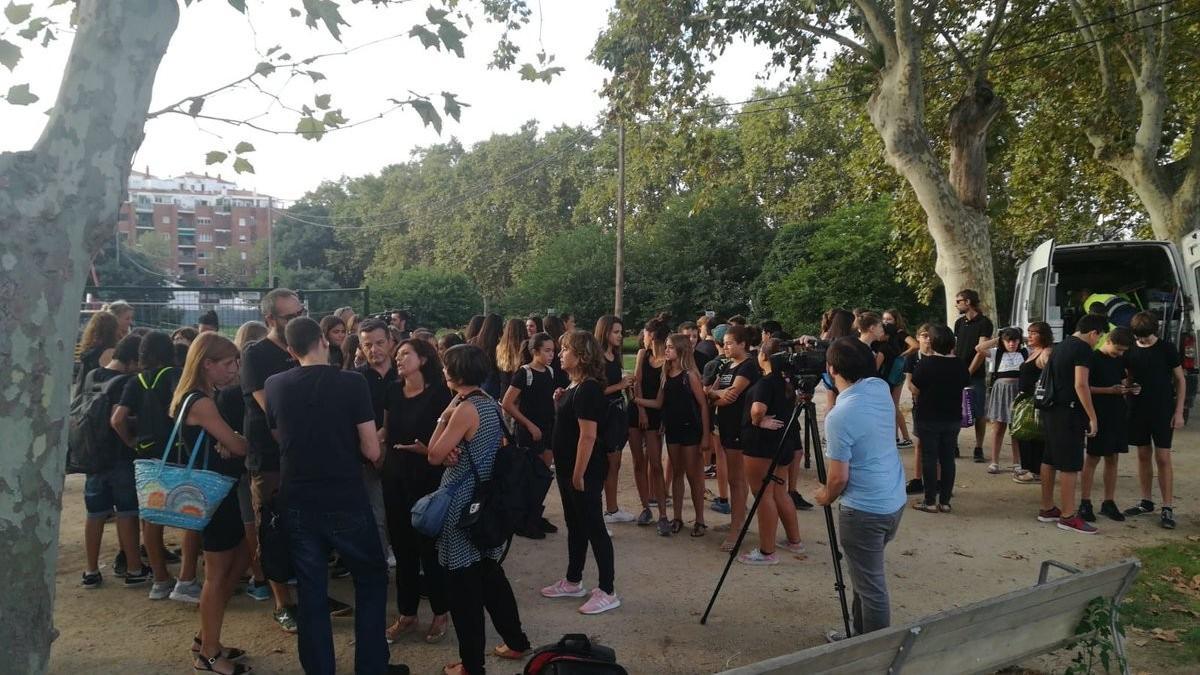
[470,313,503,366]
[543,315,566,343]
[594,314,623,359]
[825,308,855,340]
[464,315,484,341]
[398,338,444,387]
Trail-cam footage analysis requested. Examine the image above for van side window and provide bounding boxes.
[1029,269,1047,322]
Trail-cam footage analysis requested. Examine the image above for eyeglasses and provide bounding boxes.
[277,309,308,321]
[954,298,967,304]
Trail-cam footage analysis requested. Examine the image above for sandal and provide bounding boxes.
[494,644,529,660]
[670,519,684,534]
[386,615,418,643]
[443,663,467,675]
[912,501,938,513]
[720,539,737,552]
[425,614,449,644]
[690,523,707,537]
[986,463,1003,474]
[193,652,252,675]
[192,636,246,661]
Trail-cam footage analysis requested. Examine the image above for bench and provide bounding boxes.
[719,558,1141,675]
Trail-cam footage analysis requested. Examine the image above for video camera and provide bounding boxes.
[770,337,828,395]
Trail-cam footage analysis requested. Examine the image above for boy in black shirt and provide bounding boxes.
[1123,312,1186,529]
[953,289,995,462]
[1079,328,1134,523]
[1038,314,1104,535]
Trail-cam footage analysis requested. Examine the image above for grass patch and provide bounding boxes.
[1122,538,1200,664]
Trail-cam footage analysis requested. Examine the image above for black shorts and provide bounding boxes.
[628,404,662,431]
[664,419,702,446]
[203,490,246,553]
[1042,404,1087,472]
[717,418,743,450]
[1128,407,1174,449]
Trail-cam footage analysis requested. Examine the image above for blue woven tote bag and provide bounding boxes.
[134,393,236,531]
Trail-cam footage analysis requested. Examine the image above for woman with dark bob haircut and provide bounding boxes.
[426,344,530,674]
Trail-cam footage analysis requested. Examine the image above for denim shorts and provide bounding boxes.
[84,461,139,519]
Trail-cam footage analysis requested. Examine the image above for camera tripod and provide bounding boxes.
[700,389,852,638]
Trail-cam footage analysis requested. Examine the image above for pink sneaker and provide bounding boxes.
[737,548,779,566]
[578,588,621,615]
[541,579,588,598]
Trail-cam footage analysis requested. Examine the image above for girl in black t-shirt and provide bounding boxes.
[542,330,619,615]
[627,317,668,529]
[171,333,251,675]
[502,332,560,538]
[633,334,712,537]
[381,338,452,644]
[735,338,804,565]
[594,315,635,524]
[707,324,759,551]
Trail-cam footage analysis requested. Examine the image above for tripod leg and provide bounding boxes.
[807,402,853,638]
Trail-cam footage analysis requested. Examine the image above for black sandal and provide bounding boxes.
[670,519,684,534]
[690,523,707,537]
[193,652,252,675]
[192,636,246,661]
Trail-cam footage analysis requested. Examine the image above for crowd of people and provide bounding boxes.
[67,286,1187,672]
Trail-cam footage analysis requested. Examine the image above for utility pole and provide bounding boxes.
[614,122,626,317]
[267,196,275,288]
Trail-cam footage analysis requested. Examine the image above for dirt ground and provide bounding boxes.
[48,396,1198,674]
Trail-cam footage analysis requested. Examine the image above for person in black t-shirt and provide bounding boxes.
[882,310,918,448]
[170,333,251,675]
[356,319,398,560]
[1038,314,1104,535]
[595,315,635,524]
[1079,328,1134,523]
[1123,312,1186,529]
[952,289,995,462]
[541,330,620,615]
[381,337,453,644]
[501,332,560,538]
[240,288,305,629]
[266,318,406,675]
[900,324,933,495]
[909,325,970,511]
[708,324,759,552]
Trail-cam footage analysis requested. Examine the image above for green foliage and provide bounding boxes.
[366,266,481,330]
[1064,597,1126,675]
[1120,540,1200,665]
[502,224,616,325]
[755,200,932,335]
[88,238,171,289]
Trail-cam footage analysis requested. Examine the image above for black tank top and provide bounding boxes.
[1018,358,1042,395]
[640,351,662,399]
[178,389,241,477]
[662,370,698,428]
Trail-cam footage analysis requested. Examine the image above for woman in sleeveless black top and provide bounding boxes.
[1014,323,1053,483]
[171,333,252,674]
[626,318,669,529]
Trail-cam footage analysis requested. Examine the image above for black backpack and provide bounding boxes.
[459,393,554,553]
[133,367,176,458]
[66,370,122,474]
[1033,359,1056,410]
[524,634,629,675]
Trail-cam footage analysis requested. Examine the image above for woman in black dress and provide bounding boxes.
[594,315,635,523]
[628,316,668,531]
[382,338,454,644]
[171,333,252,674]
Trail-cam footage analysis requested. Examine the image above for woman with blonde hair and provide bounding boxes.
[496,318,526,391]
[103,300,135,337]
[171,333,253,674]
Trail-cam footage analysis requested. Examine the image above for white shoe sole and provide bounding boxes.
[579,597,621,614]
[542,587,588,599]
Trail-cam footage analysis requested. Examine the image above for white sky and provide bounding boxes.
[1,0,804,200]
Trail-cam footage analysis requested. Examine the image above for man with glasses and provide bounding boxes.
[953,289,994,463]
[242,289,352,631]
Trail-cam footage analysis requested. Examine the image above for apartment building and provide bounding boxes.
[115,169,278,283]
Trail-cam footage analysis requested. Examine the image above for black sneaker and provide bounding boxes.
[1078,500,1096,523]
[905,479,924,495]
[972,447,985,463]
[1161,507,1176,530]
[539,517,558,534]
[789,490,814,511]
[274,605,298,633]
[328,596,353,617]
[81,571,102,589]
[387,664,411,675]
[1099,500,1126,522]
[330,559,351,579]
[113,550,128,577]
[1123,499,1154,517]
[124,564,152,586]
[515,526,546,540]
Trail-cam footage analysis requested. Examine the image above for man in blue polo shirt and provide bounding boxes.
[815,338,907,639]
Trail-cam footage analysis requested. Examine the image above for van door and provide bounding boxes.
[1023,239,1055,336]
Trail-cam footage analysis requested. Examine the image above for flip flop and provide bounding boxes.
[670,519,684,534]
[720,539,737,552]
[425,614,449,644]
[690,523,707,537]
[912,501,938,513]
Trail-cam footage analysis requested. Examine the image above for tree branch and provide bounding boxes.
[973,0,1009,81]
[1068,0,1111,93]
[936,24,973,78]
[893,0,920,64]
[852,0,898,64]
[795,20,876,62]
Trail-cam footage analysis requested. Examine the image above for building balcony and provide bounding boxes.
[177,243,196,249]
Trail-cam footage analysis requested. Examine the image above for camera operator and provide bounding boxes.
[813,339,907,640]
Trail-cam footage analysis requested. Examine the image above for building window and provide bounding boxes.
[161,215,170,224]
[197,251,207,259]
[239,234,247,242]
[198,233,212,243]
[161,232,170,241]
[198,267,206,276]
[240,251,247,261]
[238,217,246,228]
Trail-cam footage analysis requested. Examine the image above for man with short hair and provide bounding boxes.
[1079,327,1135,522]
[388,309,411,341]
[953,289,994,462]
[1038,313,1105,535]
[266,318,409,675]
[815,339,907,639]
[355,319,397,563]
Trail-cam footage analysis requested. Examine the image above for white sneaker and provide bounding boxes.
[603,510,635,524]
[148,579,174,601]
[578,588,621,615]
[737,548,779,566]
[169,578,202,604]
[386,552,396,568]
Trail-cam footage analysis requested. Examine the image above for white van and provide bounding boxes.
[1010,235,1200,414]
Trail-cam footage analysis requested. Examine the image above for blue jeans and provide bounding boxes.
[287,506,388,675]
[838,504,904,635]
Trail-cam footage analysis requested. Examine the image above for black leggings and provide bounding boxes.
[383,484,448,616]
[917,420,958,505]
[447,558,530,675]
[1018,439,1044,475]
[556,471,615,594]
